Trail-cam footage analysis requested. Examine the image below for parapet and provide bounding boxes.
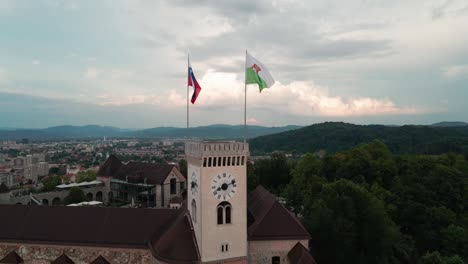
[185,141,249,157]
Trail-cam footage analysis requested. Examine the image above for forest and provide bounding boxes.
[248,141,468,264]
[249,122,468,156]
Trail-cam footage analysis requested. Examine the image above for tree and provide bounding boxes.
[246,159,259,192]
[303,179,401,264]
[441,225,468,262]
[284,153,324,215]
[76,170,97,183]
[253,153,292,193]
[418,251,465,264]
[64,187,86,204]
[178,159,187,178]
[41,176,62,192]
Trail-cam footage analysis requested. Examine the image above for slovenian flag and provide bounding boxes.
[188,59,202,104]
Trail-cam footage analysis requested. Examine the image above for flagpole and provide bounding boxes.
[244,49,247,143]
[187,54,190,140]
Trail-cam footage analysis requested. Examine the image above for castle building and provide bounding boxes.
[0,141,316,263]
[96,155,186,208]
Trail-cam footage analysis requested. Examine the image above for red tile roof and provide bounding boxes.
[0,205,199,263]
[51,254,74,264]
[97,155,183,185]
[96,155,122,176]
[90,256,110,264]
[287,242,317,264]
[0,251,23,264]
[247,186,311,240]
[0,205,177,248]
[150,208,200,263]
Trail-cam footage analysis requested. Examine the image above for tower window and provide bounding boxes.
[217,206,224,224]
[218,157,222,167]
[208,157,212,167]
[241,156,245,166]
[225,205,231,224]
[223,157,226,166]
[237,156,240,166]
[227,157,231,166]
[272,256,280,264]
[217,201,232,225]
[221,243,229,252]
[203,158,207,167]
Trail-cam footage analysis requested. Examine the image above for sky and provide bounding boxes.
[0,0,467,128]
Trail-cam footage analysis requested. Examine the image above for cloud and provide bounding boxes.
[431,0,468,19]
[83,68,101,80]
[32,60,40,65]
[0,68,8,84]
[1,0,466,127]
[246,117,259,124]
[441,64,468,78]
[162,70,428,117]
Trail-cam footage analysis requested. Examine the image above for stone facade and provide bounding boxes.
[248,239,309,264]
[156,168,185,208]
[0,242,155,264]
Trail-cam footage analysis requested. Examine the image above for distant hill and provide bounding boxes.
[249,122,468,155]
[0,124,301,140]
[133,125,301,139]
[430,121,468,127]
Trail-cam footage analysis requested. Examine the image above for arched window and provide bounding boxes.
[225,205,231,224]
[191,199,197,223]
[217,206,224,224]
[217,201,232,225]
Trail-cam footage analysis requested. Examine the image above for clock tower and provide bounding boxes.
[186,141,249,263]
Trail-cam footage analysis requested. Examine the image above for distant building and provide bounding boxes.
[97,155,186,208]
[13,154,48,181]
[0,154,7,164]
[0,173,14,188]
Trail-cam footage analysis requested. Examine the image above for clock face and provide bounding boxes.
[191,171,199,196]
[211,172,237,201]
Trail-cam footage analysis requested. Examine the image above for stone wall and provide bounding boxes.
[248,239,309,264]
[7,186,106,205]
[0,242,156,264]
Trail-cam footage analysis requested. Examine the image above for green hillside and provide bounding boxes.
[249,122,468,155]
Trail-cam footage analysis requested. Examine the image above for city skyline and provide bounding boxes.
[1,0,468,128]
